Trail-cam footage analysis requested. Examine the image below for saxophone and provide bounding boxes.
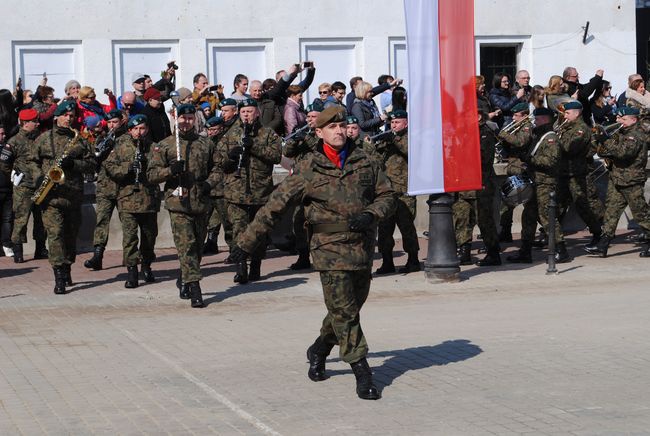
[32,129,80,205]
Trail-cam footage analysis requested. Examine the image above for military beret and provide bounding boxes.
[238,98,257,109]
[615,106,640,116]
[176,103,196,116]
[205,116,224,127]
[18,108,38,122]
[305,104,322,113]
[127,114,148,128]
[54,100,76,116]
[315,106,347,129]
[563,100,583,110]
[218,98,237,109]
[105,109,122,121]
[346,115,359,124]
[388,110,408,120]
[84,115,103,129]
[200,102,211,110]
[511,102,530,114]
[533,107,554,117]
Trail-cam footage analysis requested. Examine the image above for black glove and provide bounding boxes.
[60,156,74,171]
[229,246,249,263]
[129,160,142,174]
[349,212,375,232]
[200,181,213,195]
[293,129,307,141]
[241,137,253,148]
[170,159,185,175]
[228,146,243,161]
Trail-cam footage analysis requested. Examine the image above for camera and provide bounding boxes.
[303,61,313,68]
[167,61,179,70]
[103,88,110,95]
[208,85,222,92]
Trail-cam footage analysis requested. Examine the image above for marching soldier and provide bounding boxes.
[216,98,282,283]
[84,109,127,270]
[147,104,220,308]
[32,100,95,294]
[104,114,160,288]
[374,110,420,273]
[229,106,395,400]
[4,109,48,263]
[585,106,650,257]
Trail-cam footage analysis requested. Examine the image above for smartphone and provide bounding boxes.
[303,61,313,68]
[43,72,47,78]
[207,85,221,92]
[104,88,110,95]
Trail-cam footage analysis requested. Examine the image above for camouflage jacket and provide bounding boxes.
[375,128,408,194]
[498,121,533,160]
[32,127,95,206]
[207,135,225,198]
[598,123,648,187]
[104,134,160,213]
[96,126,127,200]
[530,129,561,184]
[557,118,591,177]
[147,130,219,215]
[216,119,282,205]
[5,128,41,189]
[283,131,318,164]
[237,140,396,270]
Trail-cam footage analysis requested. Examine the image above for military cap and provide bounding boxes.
[105,109,122,121]
[143,87,161,101]
[218,98,237,109]
[54,100,76,116]
[238,98,257,109]
[615,106,640,116]
[205,116,224,127]
[18,108,38,122]
[388,110,408,120]
[563,100,583,110]
[127,114,148,128]
[511,102,530,114]
[533,107,554,117]
[200,102,211,110]
[346,115,359,124]
[176,103,196,116]
[315,106,347,129]
[305,104,322,113]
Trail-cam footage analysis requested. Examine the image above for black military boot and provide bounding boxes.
[53,267,66,295]
[375,253,395,274]
[532,228,548,249]
[223,250,235,264]
[124,266,139,288]
[587,232,602,249]
[458,243,472,265]
[63,264,73,286]
[249,258,262,281]
[499,226,513,243]
[289,250,311,270]
[234,261,249,284]
[306,337,335,382]
[13,243,24,263]
[177,278,190,300]
[188,282,204,308]
[506,242,533,263]
[476,247,502,266]
[554,242,571,263]
[141,263,155,283]
[640,244,650,258]
[34,240,49,259]
[203,230,219,255]
[585,235,611,258]
[84,245,104,271]
[350,358,380,400]
[398,253,421,273]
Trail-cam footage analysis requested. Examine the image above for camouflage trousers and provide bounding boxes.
[377,195,419,256]
[602,181,650,237]
[319,269,371,364]
[11,185,46,244]
[293,204,308,252]
[42,199,81,267]
[586,161,605,223]
[453,187,499,249]
[229,203,267,260]
[169,211,207,283]
[207,196,233,249]
[119,212,158,267]
[535,183,564,244]
[93,195,118,247]
[557,176,602,234]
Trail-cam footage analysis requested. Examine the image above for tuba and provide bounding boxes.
[32,129,80,205]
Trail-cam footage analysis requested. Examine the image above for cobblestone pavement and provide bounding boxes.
[1,232,650,435]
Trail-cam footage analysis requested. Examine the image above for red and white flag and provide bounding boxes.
[404,0,482,195]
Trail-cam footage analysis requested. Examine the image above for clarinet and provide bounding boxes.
[133,139,143,192]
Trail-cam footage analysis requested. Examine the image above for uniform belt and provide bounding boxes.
[310,223,350,233]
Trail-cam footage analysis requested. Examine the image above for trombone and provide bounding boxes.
[494,114,534,159]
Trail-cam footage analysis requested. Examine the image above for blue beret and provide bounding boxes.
[615,106,640,116]
[177,104,196,115]
[238,98,257,109]
[84,115,103,129]
[388,110,408,120]
[218,98,237,109]
[127,114,148,128]
[105,109,122,121]
[305,104,322,113]
[54,100,76,116]
[205,116,224,127]
[346,115,359,124]
[563,100,583,110]
[511,102,530,114]
[200,102,211,110]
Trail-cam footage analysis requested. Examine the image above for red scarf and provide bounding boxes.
[323,143,347,168]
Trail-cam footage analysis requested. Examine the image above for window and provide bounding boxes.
[389,37,408,89]
[207,40,272,93]
[112,41,178,95]
[480,46,518,90]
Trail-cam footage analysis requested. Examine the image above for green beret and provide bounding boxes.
[54,100,76,117]
[346,115,359,124]
[218,98,237,109]
[127,114,148,128]
[305,104,322,113]
[315,106,347,129]
[177,104,196,116]
[388,110,408,120]
[615,106,640,116]
[238,98,257,109]
[533,107,554,117]
[105,109,122,121]
[563,100,583,110]
[511,102,530,114]
[205,116,224,127]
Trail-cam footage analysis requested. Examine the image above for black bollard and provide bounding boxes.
[546,191,557,274]
[424,193,460,283]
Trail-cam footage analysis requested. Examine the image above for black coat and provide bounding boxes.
[141,104,171,143]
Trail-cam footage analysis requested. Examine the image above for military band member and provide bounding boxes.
[104,114,160,288]
[230,106,395,400]
[33,100,95,294]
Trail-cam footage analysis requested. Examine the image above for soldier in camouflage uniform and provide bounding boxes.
[84,109,127,270]
[555,100,603,248]
[215,98,282,283]
[3,109,48,263]
[32,100,95,294]
[147,104,221,308]
[230,107,395,400]
[104,114,160,288]
[452,110,502,266]
[585,106,650,257]
[283,104,321,270]
[373,110,420,273]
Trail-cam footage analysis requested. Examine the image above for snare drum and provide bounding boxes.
[501,175,534,208]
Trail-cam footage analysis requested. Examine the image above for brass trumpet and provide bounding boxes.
[32,129,80,205]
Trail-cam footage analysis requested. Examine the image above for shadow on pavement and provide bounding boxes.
[202,276,308,306]
[0,266,37,279]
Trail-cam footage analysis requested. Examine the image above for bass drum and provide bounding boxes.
[501,175,534,208]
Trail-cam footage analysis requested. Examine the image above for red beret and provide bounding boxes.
[143,87,161,101]
[19,108,38,121]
